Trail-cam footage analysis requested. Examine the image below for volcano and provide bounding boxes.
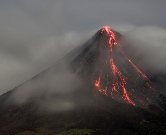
[71,26,162,107]
[0,26,166,135]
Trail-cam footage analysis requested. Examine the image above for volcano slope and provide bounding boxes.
[0,26,166,135]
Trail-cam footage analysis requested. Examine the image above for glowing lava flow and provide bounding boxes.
[120,50,155,91]
[95,26,135,105]
[102,26,117,52]
[120,50,149,80]
[128,59,148,79]
[95,77,108,96]
[94,26,153,106]
[110,58,135,106]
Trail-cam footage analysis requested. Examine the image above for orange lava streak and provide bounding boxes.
[102,26,117,52]
[120,50,150,81]
[93,26,158,106]
[95,77,108,96]
[94,26,136,106]
[110,58,136,106]
[128,59,148,79]
[112,83,119,92]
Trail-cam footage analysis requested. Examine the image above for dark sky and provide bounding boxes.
[0,0,166,94]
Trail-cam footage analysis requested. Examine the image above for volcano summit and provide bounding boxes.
[0,26,166,135]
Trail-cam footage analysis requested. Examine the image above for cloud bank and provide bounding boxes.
[124,26,166,73]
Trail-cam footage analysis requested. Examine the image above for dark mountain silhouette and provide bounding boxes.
[0,26,166,135]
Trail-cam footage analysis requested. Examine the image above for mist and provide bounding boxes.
[123,26,166,73]
[0,0,166,112]
[7,59,83,112]
[0,23,91,95]
[0,0,166,96]
[0,1,166,134]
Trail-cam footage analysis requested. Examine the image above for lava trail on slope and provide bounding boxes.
[72,26,159,107]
